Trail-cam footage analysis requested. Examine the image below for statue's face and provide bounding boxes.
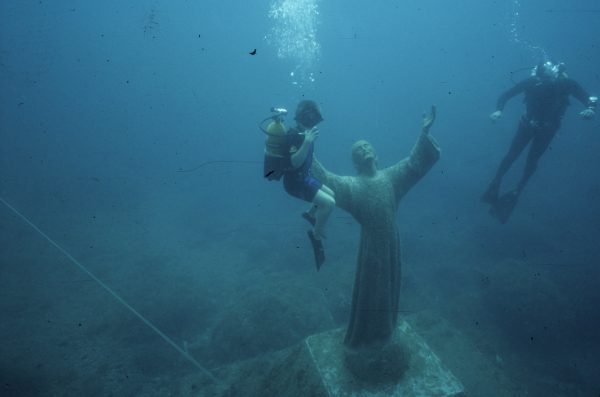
[352,140,377,170]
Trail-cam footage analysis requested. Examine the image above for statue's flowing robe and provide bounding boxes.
[312,133,440,348]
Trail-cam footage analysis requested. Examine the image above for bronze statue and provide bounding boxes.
[312,106,440,349]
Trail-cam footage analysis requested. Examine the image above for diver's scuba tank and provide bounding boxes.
[260,107,289,181]
[265,115,287,157]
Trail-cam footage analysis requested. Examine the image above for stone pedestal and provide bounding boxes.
[302,320,465,397]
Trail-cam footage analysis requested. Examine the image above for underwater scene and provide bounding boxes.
[1,0,599,396]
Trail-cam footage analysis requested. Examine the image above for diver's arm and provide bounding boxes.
[568,79,597,120]
[490,79,530,122]
[567,79,590,104]
[568,79,596,108]
[290,128,318,169]
[495,78,531,111]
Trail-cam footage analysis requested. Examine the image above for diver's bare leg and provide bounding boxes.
[312,189,335,240]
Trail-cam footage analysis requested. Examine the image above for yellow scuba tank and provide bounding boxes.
[263,119,288,181]
[261,107,290,181]
[265,119,287,156]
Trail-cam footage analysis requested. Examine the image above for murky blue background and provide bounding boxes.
[1,1,599,395]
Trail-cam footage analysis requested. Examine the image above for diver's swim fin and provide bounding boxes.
[307,230,325,270]
[489,190,519,224]
[481,182,500,204]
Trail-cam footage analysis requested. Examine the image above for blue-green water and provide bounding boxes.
[1,1,599,395]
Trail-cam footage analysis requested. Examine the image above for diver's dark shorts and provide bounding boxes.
[283,172,323,202]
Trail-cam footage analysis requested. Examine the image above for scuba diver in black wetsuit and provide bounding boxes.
[482,61,597,223]
[261,100,335,269]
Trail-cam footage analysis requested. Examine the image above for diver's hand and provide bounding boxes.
[580,108,595,120]
[490,110,502,123]
[421,105,436,135]
[304,126,320,143]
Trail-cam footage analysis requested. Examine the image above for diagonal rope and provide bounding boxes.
[0,196,222,386]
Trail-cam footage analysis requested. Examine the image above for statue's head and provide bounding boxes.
[351,140,378,173]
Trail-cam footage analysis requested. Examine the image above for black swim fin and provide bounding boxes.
[489,190,519,224]
[307,230,325,270]
[481,182,500,204]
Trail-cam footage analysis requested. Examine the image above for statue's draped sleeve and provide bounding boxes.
[311,159,354,213]
[384,132,441,203]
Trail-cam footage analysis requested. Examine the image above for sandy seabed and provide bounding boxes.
[1,191,598,397]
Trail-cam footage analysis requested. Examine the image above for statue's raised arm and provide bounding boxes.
[384,105,441,203]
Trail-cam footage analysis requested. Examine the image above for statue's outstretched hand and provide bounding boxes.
[422,105,436,135]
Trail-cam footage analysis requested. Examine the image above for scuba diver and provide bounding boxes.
[482,61,597,223]
[261,100,335,269]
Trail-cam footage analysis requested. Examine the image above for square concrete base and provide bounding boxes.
[304,320,465,397]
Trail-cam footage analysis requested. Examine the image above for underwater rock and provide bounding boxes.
[343,340,410,384]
